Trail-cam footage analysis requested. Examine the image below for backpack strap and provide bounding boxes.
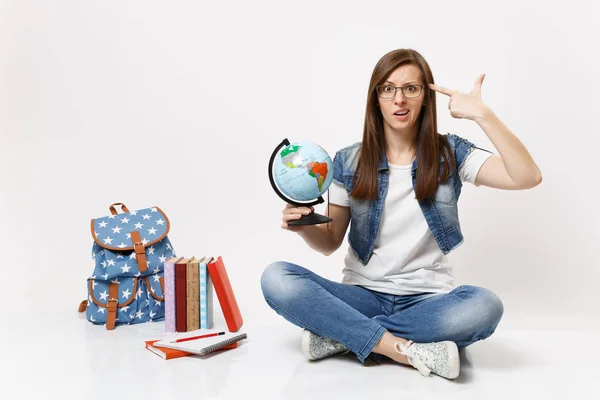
[109,202,130,215]
[130,230,148,272]
[105,282,119,330]
[78,300,88,312]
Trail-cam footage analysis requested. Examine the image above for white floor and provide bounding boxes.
[7,311,599,400]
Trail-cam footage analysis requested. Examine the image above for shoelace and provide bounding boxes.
[394,340,434,377]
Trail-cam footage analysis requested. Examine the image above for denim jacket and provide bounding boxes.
[332,133,492,266]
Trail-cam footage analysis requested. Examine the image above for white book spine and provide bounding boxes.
[199,262,210,329]
[207,271,213,329]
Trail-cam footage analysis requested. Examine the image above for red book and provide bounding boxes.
[175,258,190,332]
[145,340,190,360]
[207,256,243,332]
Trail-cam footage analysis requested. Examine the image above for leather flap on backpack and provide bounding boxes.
[90,206,170,251]
[88,277,138,309]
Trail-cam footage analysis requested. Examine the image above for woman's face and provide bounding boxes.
[377,64,425,134]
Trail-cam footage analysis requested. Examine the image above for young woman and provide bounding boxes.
[261,49,542,379]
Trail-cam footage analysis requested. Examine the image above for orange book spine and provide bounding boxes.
[207,256,243,332]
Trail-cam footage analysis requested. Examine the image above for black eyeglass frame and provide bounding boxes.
[375,84,425,99]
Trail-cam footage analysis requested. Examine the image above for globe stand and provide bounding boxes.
[269,138,333,226]
[287,211,332,226]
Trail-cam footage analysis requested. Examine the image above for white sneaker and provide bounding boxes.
[395,340,460,379]
[301,329,350,361]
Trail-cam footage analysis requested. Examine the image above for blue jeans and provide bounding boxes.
[260,261,504,363]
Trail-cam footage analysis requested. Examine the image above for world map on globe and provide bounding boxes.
[272,141,333,202]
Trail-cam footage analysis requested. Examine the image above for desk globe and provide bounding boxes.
[268,138,334,226]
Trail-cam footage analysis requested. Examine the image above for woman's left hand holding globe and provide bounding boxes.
[281,204,314,232]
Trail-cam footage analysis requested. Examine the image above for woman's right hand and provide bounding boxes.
[281,203,314,232]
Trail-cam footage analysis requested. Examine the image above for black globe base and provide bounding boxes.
[288,212,332,226]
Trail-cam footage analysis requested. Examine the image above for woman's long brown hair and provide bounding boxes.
[350,49,455,201]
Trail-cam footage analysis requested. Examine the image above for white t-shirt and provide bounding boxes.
[329,148,493,295]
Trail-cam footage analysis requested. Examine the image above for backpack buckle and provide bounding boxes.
[130,231,148,273]
[107,297,118,310]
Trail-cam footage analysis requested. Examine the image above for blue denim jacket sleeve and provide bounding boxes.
[332,150,345,187]
[447,133,493,170]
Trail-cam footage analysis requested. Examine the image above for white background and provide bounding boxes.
[1,0,599,337]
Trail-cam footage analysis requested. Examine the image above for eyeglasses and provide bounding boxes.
[375,84,424,99]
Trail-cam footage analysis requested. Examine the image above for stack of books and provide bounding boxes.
[145,255,246,360]
[164,255,243,333]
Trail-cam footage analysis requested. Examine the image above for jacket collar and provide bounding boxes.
[377,151,389,172]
